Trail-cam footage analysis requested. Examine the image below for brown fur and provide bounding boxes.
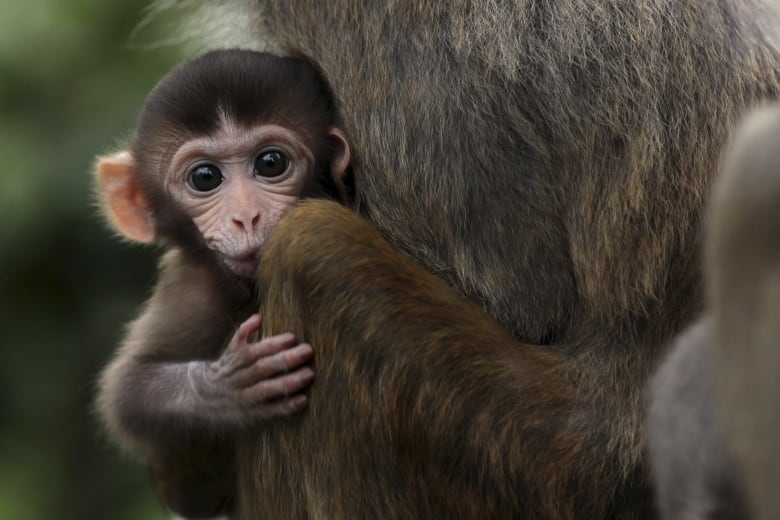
[145,1,780,517]
[248,200,577,518]
[96,249,251,516]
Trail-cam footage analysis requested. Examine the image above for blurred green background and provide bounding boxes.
[0,1,187,518]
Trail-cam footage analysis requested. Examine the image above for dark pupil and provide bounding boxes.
[189,165,223,192]
[255,151,288,178]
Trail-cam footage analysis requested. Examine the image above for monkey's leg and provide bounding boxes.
[148,440,235,518]
[237,200,625,519]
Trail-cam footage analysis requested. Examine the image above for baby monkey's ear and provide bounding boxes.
[327,127,351,200]
[94,150,156,243]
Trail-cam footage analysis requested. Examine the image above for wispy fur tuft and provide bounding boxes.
[138,0,281,55]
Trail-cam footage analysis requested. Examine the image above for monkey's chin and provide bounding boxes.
[224,255,260,278]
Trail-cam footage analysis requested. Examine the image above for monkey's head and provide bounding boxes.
[95,49,351,277]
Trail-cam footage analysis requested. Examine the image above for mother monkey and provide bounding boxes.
[152,1,780,518]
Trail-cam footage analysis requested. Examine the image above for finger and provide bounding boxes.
[242,367,315,404]
[225,338,296,382]
[237,314,262,344]
[283,342,313,370]
[250,394,309,420]
[247,332,298,358]
[247,314,263,343]
[233,344,313,386]
[225,315,263,354]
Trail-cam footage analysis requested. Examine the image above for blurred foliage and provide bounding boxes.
[0,1,187,518]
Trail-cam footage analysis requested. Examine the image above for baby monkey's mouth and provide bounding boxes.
[238,251,258,263]
[225,251,261,277]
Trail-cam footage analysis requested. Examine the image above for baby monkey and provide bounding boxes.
[95,49,351,516]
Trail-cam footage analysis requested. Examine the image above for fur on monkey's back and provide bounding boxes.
[162,0,780,500]
[167,0,780,341]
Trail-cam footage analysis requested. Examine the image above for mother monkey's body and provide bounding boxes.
[164,1,780,518]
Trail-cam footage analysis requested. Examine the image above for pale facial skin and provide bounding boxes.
[165,119,318,277]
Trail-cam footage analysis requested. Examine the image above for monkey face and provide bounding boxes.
[162,119,318,277]
[96,50,352,279]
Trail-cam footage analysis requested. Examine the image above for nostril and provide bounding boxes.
[231,217,245,230]
[232,212,261,231]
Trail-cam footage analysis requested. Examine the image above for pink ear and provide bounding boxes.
[95,151,156,243]
[328,127,351,180]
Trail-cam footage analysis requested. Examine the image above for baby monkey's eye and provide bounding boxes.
[188,164,224,192]
[254,150,289,178]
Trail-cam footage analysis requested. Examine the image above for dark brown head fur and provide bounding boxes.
[131,49,344,249]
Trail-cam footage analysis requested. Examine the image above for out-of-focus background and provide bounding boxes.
[0,2,186,518]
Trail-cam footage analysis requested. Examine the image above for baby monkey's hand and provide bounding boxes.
[189,314,314,423]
